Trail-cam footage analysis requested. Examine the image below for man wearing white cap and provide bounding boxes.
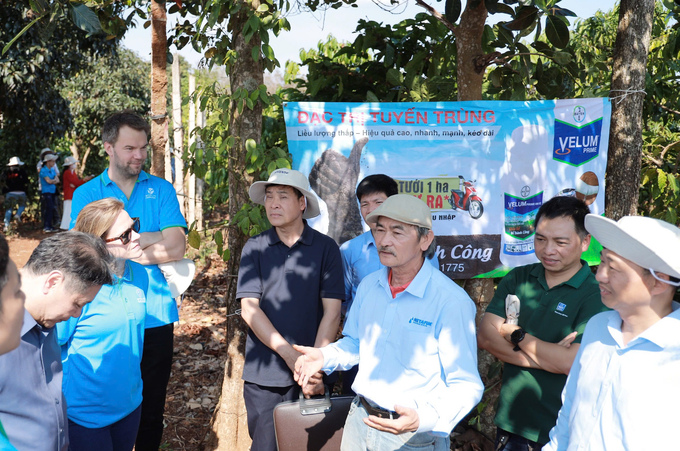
[544,215,680,451]
[1,157,28,232]
[293,194,483,451]
[237,168,345,451]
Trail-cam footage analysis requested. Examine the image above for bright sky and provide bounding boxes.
[122,0,617,69]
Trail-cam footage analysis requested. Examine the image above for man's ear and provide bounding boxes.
[650,272,676,297]
[419,229,435,252]
[580,234,592,252]
[104,141,114,157]
[42,270,65,295]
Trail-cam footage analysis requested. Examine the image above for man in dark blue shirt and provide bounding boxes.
[237,169,344,451]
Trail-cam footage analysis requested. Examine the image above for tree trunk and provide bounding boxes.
[456,1,498,441]
[150,0,168,178]
[456,1,487,101]
[204,1,263,450]
[605,0,655,220]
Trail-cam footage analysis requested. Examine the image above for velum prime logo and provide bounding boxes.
[146,187,156,200]
[553,104,603,167]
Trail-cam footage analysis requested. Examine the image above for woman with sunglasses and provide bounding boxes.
[56,198,148,451]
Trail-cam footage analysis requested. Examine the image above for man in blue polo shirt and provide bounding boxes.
[237,169,344,451]
[339,174,439,394]
[70,110,187,451]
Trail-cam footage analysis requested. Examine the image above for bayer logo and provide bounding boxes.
[521,185,530,197]
[573,106,586,123]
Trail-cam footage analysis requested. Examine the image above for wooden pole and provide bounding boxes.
[150,0,167,177]
[172,53,186,216]
[187,74,196,228]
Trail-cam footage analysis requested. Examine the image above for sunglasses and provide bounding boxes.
[104,217,140,245]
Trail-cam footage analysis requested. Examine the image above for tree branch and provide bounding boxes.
[414,0,457,37]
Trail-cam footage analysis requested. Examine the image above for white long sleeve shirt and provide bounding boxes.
[321,261,484,435]
[544,302,680,451]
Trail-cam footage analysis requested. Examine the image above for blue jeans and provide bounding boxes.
[340,396,450,451]
[4,192,26,227]
[67,404,141,451]
[42,192,56,229]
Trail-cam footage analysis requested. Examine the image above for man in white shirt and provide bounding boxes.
[294,194,483,451]
[544,214,680,451]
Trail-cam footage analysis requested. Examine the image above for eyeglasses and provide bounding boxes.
[104,217,140,244]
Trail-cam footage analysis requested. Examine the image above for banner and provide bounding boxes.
[283,99,611,279]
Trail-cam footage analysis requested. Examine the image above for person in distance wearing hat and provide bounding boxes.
[59,156,93,230]
[39,153,60,233]
[1,157,29,232]
[293,194,483,451]
[237,168,345,451]
[544,215,680,451]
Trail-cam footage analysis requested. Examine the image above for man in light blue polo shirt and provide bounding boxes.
[339,175,439,394]
[294,195,483,451]
[70,110,187,451]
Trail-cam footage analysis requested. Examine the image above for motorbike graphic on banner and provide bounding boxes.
[284,99,611,279]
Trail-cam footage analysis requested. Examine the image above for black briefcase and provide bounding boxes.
[273,390,354,451]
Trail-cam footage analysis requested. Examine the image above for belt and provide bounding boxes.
[359,396,400,420]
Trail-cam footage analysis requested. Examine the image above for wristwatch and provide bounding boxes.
[511,327,526,352]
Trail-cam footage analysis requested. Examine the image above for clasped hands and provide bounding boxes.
[291,344,420,434]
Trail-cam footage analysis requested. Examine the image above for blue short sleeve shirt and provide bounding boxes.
[57,262,148,428]
[40,166,57,194]
[70,170,187,327]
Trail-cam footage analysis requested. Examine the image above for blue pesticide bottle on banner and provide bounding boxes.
[499,124,549,267]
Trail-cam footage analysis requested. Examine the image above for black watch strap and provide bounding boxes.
[511,327,526,352]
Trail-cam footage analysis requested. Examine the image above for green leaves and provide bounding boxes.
[545,15,570,48]
[445,0,462,24]
[68,3,104,36]
[188,230,201,250]
[503,6,538,31]
[386,68,403,86]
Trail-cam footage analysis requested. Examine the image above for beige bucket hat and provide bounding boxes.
[63,156,78,167]
[585,214,680,282]
[248,169,320,219]
[366,194,432,229]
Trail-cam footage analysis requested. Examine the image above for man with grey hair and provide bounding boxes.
[544,215,680,451]
[0,232,113,451]
[294,194,483,451]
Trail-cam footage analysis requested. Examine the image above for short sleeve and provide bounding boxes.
[70,184,95,229]
[570,283,609,344]
[339,242,354,306]
[485,269,518,317]
[236,238,263,300]
[320,238,346,301]
[158,180,187,231]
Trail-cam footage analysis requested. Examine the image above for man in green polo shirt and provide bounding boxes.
[478,196,608,450]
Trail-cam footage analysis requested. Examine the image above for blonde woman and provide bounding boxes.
[57,198,148,451]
